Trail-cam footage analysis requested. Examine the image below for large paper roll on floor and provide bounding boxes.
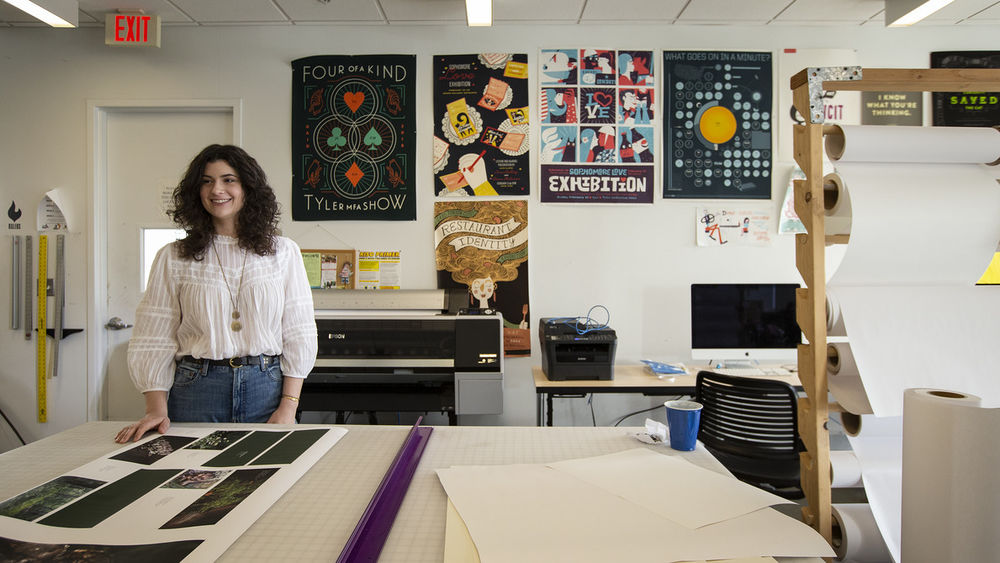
[832,503,892,562]
[901,388,1000,563]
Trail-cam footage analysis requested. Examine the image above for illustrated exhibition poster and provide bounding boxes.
[433,54,530,197]
[663,51,772,199]
[931,51,1000,127]
[0,426,345,561]
[291,55,416,221]
[538,48,656,204]
[434,200,530,356]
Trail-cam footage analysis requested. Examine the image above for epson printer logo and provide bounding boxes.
[327,333,347,340]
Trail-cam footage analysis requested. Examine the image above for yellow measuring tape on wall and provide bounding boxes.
[37,234,47,423]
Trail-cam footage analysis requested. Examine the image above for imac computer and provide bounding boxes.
[690,283,800,365]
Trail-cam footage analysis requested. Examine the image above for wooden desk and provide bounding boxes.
[534,365,802,426]
[0,422,727,562]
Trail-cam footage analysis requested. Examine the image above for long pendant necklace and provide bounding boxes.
[213,241,248,332]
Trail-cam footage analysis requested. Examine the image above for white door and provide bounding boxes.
[91,102,240,421]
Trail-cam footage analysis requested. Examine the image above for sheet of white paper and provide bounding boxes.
[546,448,791,529]
[437,459,833,562]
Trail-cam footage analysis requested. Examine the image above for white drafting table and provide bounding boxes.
[0,422,807,561]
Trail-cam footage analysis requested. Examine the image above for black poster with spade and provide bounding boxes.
[291,55,416,221]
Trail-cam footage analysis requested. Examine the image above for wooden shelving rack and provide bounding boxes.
[788,67,1000,546]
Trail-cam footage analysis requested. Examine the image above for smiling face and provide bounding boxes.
[200,159,244,236]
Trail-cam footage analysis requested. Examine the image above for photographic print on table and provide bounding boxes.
[184,430,250,450]
[0,536,202,562]
[160,468,279,529]
[539,48,656,204]
[291,55,416,220]
[162,470,231,490]
[931,51,1000,127]
[110,435,196,465]
[663,51,772,199]
[0,476,105,521]
[434,54,529,197]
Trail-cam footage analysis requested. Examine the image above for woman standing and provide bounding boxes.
[116,145,317,443]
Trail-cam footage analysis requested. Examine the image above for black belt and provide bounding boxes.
[182,354,279,368]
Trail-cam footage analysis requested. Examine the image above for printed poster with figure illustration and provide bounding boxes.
[291,55,416,221]
[539,48,656,204]
[434,201,530,356]
[434,54,530,197]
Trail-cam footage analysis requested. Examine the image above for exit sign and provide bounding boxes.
[105,13,161,47]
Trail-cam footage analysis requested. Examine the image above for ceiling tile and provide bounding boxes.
[676,0,791,23]
[916,0,998,22]
[774,0,883,24]
[276,0,385,23]
[379,0,465,22]
[581,0,685,22]
[78,0,196,23]
[495,0,584,22]
[170,0,289,23]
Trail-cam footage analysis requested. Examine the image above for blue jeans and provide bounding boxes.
[167,356,283,423]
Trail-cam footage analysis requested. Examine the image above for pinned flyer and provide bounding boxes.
[37,188,76,232]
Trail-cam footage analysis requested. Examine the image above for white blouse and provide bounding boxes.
[128,235,318,392]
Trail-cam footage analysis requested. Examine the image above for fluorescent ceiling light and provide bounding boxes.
[885,0,954,27]
[466,0,492,26]
[3,0,78,27]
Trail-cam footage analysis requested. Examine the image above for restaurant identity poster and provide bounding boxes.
[663,51,772,199]
[434,54,530,197]
[292,55,416,221]
[931,51,1000,126]
[539,49,656,204]
[434,201,530,356]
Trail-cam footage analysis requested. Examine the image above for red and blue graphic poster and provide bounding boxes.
[539,48,655,204]
[434,200,530,357]
[291,55,416,221]
[434,54,529,197]
[663,51,772,200]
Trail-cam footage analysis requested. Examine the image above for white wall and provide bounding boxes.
[1,21,998,441]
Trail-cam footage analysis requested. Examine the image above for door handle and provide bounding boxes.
[105,316,134,330]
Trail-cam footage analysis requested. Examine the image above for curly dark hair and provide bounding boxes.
[170,144,280,259]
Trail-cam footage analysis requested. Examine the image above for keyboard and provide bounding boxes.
[710,367,793,377]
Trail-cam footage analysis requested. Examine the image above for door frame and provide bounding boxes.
[86,99,243,421]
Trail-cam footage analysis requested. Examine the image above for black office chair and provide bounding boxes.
[694,370,804,499]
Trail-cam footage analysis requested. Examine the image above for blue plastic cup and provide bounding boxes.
[665,400,703,451]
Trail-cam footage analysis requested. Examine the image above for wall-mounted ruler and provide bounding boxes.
[36,234,48,423]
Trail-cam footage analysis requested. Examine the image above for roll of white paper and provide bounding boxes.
[827,342,873,415]
[825,124,1000,164]
[825,290,846,337]
[823,172,852,236]
[832,503,892,562]
[829,450,863,489]
[901,388,1000,563]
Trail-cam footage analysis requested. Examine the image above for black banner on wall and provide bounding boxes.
[931,51,1000,127]
[291,55,416,221]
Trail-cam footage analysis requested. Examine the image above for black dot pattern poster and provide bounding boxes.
[663,51,772,200]
[291,55,416,221]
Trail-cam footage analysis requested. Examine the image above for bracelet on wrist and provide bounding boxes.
[281,394,300,403]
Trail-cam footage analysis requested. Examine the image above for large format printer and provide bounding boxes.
[301,289,504,425]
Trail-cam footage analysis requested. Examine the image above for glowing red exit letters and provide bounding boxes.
[104,13,161,47]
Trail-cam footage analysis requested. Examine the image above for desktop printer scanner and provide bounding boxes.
[539,318,617,380]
